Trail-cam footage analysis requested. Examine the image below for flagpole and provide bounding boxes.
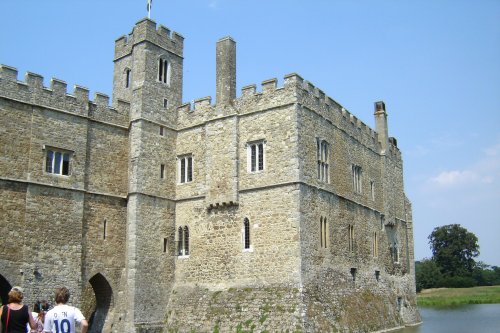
[147,0,152,19]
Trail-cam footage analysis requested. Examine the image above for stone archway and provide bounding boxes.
[86,273,113,333]
[0,274,12,305]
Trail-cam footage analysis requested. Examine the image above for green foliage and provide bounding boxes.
[428,224,479,277]
[440,276,476,288]
[473,263,500,286]
[415,259,443,292]
[417,225,500,290]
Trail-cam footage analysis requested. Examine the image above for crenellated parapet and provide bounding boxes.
[0,65,129,127]
[234,73,386,155]
[114,18,184,61]
[294,76,384,153]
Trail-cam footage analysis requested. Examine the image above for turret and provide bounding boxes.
[112,18,184,124]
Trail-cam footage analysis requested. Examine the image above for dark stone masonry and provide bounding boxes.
[0,17,420,332]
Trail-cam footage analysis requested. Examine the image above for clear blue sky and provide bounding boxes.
[1,0,499,266]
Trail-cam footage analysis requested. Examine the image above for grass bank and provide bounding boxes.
[417,285,500,306]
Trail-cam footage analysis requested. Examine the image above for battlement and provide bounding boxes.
[0,65,129,127]
[237,73,383,151]
[114,18,184,60]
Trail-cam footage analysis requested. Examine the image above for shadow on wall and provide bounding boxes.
[0,274,12,305]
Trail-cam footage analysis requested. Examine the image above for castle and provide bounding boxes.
[0,18,420,332]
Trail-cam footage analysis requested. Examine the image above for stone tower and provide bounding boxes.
[113,18,184,331]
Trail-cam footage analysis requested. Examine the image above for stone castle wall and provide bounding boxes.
[0,17,419,333]
[0,66,130,326]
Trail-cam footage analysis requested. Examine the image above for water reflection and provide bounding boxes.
[394,304,500,333]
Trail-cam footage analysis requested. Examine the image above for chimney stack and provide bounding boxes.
[216,37,236,105]
[374,101,389,153]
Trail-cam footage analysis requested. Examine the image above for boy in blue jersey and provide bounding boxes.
[43,287,88,333]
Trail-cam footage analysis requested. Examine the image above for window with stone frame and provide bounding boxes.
[158,58,170,84]
[316,138,329,183]
[243,218,251,250]
[45,147,71,176]
[177,226,189,256]
[373,231,379,258]
[348,224,355,252]
[247,140,265,173]
[352,164,362,193]
[125,68,131,88]
[178,155,193,183]
[160,164,165,179]
[320,216,328,248]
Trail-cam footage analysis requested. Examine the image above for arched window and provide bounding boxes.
[243,218,250,249]
[158,58,170,84]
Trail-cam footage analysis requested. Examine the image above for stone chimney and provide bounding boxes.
[216,36,236,105]
[374,101,389,153]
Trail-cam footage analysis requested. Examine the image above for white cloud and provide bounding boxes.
[430,170,487,187]
[426,139,500,189]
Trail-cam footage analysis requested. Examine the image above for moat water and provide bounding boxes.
[394,304,500,333]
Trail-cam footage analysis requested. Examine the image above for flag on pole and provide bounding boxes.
[147,0,153,18]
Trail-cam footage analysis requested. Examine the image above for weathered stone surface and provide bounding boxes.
[0,17,419,333]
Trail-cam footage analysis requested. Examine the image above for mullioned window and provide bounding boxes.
[45,148,71,176]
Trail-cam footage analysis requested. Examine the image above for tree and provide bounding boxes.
[415,259,443,292]
[428,224,479,278]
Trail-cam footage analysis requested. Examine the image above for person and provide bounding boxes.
[30,300,50,333]
[43,287,88,333]
[0,286,37,333]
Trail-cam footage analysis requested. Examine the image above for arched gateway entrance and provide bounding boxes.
[85,273,113,333]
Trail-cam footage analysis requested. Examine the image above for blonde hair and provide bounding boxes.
[8,287,24,303]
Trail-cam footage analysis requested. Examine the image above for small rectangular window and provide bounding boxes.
[125,69,131,88]
[317,139,329,183]
[352,165,362,193]
[160,126,164,136]
[247,141,265,173]
[163,99,168,108]
[178,155,193,184]
[243,218,251,250]
[45,148,71,176]
[160,164,165,179]
[163,238,168,253]
[350,268,357,282]
[103,219,107,240]
[348,225,355,252]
